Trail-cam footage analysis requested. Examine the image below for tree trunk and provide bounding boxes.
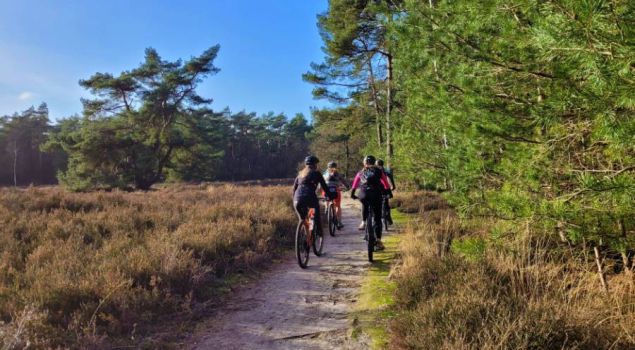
[366,60,384,148]
[442,132,451,190]
[345,138,350,178]
[386,53,394,162]
[38,148,43,184]
[619,219,632,273]
[12,140,18,187]
[594,245,609,293]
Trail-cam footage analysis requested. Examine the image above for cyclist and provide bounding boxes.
[292,155,333,238]
[350,155,391,250]
[323,161,349,229]
[376,159,395,225]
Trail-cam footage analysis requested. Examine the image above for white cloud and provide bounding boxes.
[18,91,34,101]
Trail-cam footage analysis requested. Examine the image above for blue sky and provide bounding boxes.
[0,0,329,121]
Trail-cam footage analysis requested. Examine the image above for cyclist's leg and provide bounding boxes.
[334,190,343,224]
[361,198,369,221]
[309,197,322,235]
[371,195,383,240]
[294,199,308,222]
[385,197,393,224]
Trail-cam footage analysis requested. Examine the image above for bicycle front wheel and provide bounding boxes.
[328,204,336,237]
[295,221,310,268]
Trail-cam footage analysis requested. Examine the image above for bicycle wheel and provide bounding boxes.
[295,221,310,268]
[328,203,336,237]
[313,218,324,256]
[366,207,375,262]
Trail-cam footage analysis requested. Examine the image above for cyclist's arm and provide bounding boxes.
[387,172,396,190]
[350,172,361,199]
[380,172,391,190]
[318,173,330,195]
[338,174,350,190]
[292,177,299,196]
[351,173,361,189]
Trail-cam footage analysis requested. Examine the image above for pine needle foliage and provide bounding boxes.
[392,0,635,250]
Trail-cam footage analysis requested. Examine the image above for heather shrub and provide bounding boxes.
[0,184,295,348]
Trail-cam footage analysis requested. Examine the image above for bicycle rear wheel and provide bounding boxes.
[366,209,375,262]
[295,221,310,268]
[313,219,324,256]
[328,203,336,237]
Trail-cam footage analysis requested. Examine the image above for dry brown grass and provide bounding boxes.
[390,192,635,350]
[0,184,295,349]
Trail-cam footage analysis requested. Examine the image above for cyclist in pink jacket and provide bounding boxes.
[350,155,391,250]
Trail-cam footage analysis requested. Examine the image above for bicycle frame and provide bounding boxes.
[304,208,315,247]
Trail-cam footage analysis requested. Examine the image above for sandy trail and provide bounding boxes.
[186,197,375,350]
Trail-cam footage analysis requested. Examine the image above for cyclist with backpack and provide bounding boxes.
[376,159,395,225]
[323,161,349,229]
[292,155,334,238]
[350,155,391,250]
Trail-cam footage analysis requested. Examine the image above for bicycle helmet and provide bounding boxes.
[376,159,384,166]
[363,155,376,165]
[327,161,337,168]
[304,155,319,165]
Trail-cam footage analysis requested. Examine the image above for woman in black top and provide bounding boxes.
[292,155,333,236]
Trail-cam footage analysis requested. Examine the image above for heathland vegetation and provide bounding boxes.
[391,192,634,349]
[0,184,295,348]
[1,0,635,349]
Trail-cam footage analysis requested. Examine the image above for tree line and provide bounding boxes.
[0,46,311,189]
[306,0,634,271]
[0,103,65,186]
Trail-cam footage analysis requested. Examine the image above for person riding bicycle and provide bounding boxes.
[322,161,349,229]
[350,155,391,250]
[292,155,334,237]
[376,159,395,225]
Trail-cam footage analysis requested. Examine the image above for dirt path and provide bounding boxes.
[186,197,377,350]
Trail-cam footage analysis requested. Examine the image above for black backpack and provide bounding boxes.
[359,167,383,192]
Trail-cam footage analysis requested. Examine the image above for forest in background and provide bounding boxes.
[0,46,311,189]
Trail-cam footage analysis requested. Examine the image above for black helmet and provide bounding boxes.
[363,155,376,165]
[376,159,384,166]
[304,155,319,165]
[327,161,337,168]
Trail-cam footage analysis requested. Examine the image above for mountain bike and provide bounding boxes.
[325,185,348,237]
[295,207,324,268]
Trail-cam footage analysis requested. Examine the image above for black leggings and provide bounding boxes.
[294,197,322,234]
[382,196,392,222]
[361,195,383,239]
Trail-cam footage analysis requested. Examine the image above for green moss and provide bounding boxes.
[391,209,409,225]
[351,229,401,349]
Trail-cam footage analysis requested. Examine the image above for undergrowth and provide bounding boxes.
[390,192,635,349]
